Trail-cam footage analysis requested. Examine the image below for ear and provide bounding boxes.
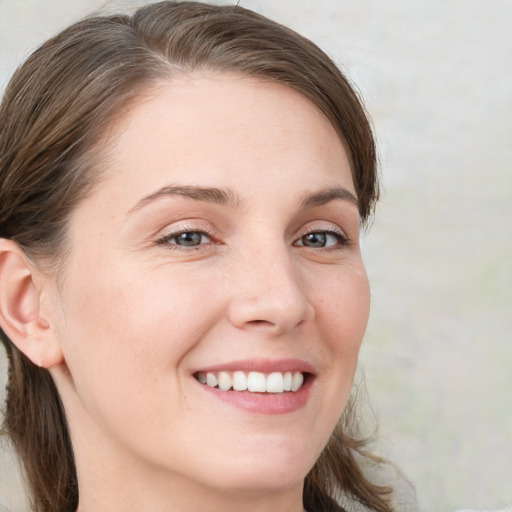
[0,238,63,368]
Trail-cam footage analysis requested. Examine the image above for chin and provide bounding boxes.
[210,466,307,494]
[197,438,318,492]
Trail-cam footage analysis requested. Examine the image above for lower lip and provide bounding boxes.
[195,377,313,414]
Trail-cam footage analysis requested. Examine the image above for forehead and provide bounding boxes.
[111,75,350,175]
[73,74,355,224]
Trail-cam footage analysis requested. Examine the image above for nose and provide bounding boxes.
[226,249,314,335]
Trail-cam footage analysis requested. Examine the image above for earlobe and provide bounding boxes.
[0,238,63,368]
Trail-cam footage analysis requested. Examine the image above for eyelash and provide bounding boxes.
[156,226,349,251]
[156,226,216,250]
[294,228,349,250]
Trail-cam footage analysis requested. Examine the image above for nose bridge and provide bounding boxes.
[227,240,313,333]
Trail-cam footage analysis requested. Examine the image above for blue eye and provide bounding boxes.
[295,231,346,248]
[159,231,211,247]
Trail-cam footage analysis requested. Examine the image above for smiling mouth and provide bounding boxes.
[194,371,306,393]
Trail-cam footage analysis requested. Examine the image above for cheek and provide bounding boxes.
[315,266,370,351]
[54,265,226,452]
[303,266,370,454]
[57,261,224,389]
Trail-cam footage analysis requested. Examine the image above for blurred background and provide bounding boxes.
[0,1,511,511]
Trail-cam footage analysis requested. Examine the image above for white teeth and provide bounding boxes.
[206,372,218,388]
[218,371,232,391]
[233,371,248,391]
[198,370,306,393]
[283,372,292,391]
[247,372,267,392]
[266,372,284,393]
[291,372,304,392]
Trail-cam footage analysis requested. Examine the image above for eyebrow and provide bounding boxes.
[129,184,358,213]
[128,185,242,212]
[300,187,358,208]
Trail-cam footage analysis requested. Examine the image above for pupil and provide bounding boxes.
[177,232,202,246]
[304,233,326,247]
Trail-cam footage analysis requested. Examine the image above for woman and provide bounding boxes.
[0,2,393,511]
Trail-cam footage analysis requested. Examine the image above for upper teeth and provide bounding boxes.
[196,371,304,393]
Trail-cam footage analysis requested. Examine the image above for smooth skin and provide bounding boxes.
[0,74,370,512]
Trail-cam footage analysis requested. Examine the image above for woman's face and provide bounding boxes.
[50,74,370,499]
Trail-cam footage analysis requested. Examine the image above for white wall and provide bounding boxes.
[1,1,511,511]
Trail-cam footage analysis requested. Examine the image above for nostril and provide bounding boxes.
[247,319,273,326]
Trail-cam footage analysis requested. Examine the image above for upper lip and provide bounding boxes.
[193,358,316,375]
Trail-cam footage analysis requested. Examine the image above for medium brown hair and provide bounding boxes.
[0,2,388,511]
